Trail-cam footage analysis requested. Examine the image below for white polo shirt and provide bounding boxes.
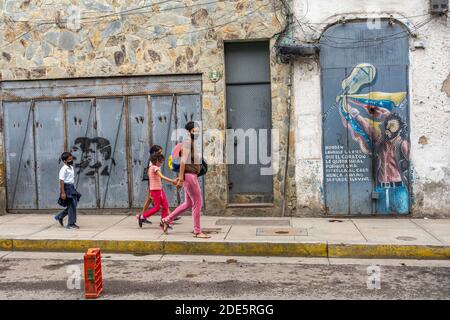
[59,164,75,184]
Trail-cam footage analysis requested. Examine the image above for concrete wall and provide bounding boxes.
[0,0,297,216]
[293,0,450,217]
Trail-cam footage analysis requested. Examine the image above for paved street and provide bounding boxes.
[0,252,449,300]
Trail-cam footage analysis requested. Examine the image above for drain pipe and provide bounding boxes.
[281,60,293,217]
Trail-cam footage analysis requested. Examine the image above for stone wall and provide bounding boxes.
[293,0,450,217]
[0,0,298,216]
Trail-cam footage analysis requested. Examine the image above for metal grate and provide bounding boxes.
[256,228,308,236]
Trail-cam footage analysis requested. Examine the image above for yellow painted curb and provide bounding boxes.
[3,238,450,260]
[328,244,450,260]
[164,241,328,257]
[0,238,13,250]
[11,239,163,254]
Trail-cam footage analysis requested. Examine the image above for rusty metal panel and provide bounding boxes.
[129,96,150,207]
[1,75,202,100]
[66,99,97,208]
[3,101,37,209]
[96,97,129,208]
[34,100,65,209]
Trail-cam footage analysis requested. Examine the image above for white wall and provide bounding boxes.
[293,0,450,216]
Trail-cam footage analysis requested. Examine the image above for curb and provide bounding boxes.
[328,243,450,260]
[1,238,449,260]
[164,241,327,257]
[9,239,164,255]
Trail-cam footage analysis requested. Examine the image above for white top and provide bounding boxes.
[59,164,75,184]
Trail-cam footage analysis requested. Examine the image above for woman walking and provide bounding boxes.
[160,121,210,239]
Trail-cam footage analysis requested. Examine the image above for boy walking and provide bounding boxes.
[54,152,80,229]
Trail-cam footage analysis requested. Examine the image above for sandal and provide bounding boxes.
[194,232,211,239]
[159,220,170,234]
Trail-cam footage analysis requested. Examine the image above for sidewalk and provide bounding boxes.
[0,214,449,259]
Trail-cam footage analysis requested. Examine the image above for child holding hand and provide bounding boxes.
[137,153,177,228]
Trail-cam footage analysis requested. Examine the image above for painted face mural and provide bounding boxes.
[71,137,115,177]
[337,63,410,214]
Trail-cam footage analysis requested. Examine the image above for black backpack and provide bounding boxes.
[198,159,208,177]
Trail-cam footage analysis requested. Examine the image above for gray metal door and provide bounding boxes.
[225,41,273,204]
[96,97,129,208]
[320,21,410,215]
[2,75,202,211]
[3,102,37,209]
[129,96,151,207]
[67,99,98,208]
[34,100,65,209]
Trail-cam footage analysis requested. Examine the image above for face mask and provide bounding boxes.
[67,160,74,166]
[190,131,199,139]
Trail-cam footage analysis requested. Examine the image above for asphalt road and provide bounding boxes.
[0,252,449,300]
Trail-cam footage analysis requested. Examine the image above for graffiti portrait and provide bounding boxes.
[337,63,410,214]
[71,137,116,177]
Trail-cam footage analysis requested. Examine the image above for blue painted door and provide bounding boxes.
[320,21,411,215]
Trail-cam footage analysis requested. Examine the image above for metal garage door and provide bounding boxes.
[1,75,202,210]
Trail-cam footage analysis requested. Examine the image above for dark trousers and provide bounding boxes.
[56,197,77,225]
[56,184,78,226]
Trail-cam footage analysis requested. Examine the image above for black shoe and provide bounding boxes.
[174,216,182,221]
[138,215,143,228]
[67,224,80,230]
[143,218,152,224]
[53,215,64,227]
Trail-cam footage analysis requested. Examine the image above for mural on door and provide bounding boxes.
[335,63,410,214]
[71,137,116,177]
